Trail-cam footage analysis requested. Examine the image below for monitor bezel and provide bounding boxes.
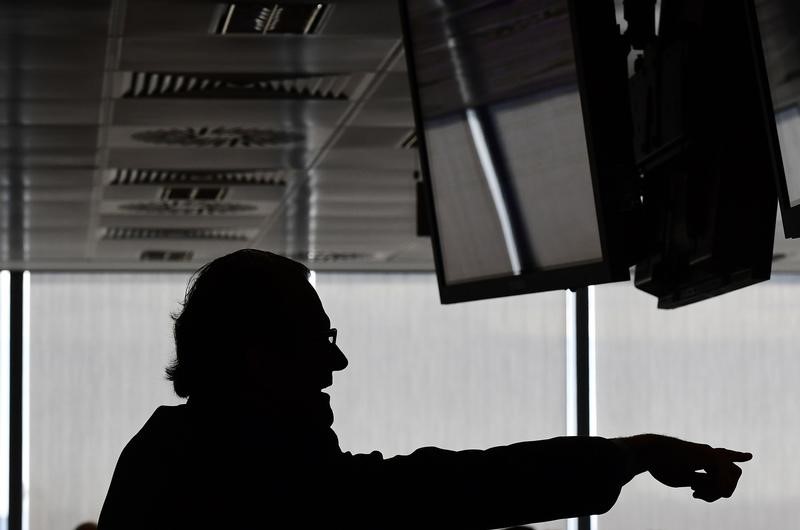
[399,0,637,304]
[749,0,799,238]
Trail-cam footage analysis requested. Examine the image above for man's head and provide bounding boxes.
[167,249,347,418]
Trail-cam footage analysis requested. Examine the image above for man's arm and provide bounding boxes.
[341,435,751,529]
[342,436,627,529]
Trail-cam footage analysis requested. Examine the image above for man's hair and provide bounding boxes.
[166,249,310,398]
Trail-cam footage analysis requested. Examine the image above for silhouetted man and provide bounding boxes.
[98,249,752,529]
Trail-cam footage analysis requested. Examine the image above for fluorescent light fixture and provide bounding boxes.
[220,5,236,34]
[303,4,326,34]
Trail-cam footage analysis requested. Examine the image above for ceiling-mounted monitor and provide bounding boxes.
[630,0,780,308]
[400,0,642,304]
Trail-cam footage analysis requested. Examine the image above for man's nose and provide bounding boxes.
[330,344,348,371]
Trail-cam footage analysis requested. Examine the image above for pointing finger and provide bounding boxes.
[717,449,753,462]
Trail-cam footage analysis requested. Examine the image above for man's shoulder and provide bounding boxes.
[140,404,189,435]
[119,404,189,459]
[147,403,188,426]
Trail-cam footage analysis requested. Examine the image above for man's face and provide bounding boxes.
[242,279,348,425]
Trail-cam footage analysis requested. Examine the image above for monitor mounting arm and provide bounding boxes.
[622,0,707,171]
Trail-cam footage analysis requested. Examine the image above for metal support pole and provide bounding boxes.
[575,288,591,438]
[575,287,592,530]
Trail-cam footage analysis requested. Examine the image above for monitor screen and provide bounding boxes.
[403,0,608,293]
[776,108,800,207]
[752,0,800,235]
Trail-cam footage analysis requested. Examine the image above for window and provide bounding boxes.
[317,273,568,462]
[595,280,800,529]
[27,274,188,530]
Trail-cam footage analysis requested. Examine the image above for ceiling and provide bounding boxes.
[2,0,800,274]
[0,0,430,271]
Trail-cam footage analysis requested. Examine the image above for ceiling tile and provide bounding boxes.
[106,124,334,150]
[0,71,105,100]
[112,98,350,127]
[316,148,417,171]
[0,5,110,37]
[0,126,99,149]
[348,99,414,127]
[1,168,98,187]
[0,148,99,167]
[119,36,398,74]
[333,126,413,149]
[369,72,412,100]
[0,37,108,70]
[107,147,314,170]
[0,101,102,125]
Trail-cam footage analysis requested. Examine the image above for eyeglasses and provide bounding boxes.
[325,328,337,346]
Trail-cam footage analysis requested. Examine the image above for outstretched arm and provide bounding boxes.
[613,434,752,502]
[352,436,630,528]
[344,434,751,529]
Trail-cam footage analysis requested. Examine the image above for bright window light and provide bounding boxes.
[566,290,578,438]
[21,271,30,530]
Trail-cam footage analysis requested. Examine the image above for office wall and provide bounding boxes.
[28,274,188,530]
[316,273,568,455]
[595,280,800,529]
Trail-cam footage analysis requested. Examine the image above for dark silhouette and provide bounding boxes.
[97,249,752,529]
[74,524,98,530]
